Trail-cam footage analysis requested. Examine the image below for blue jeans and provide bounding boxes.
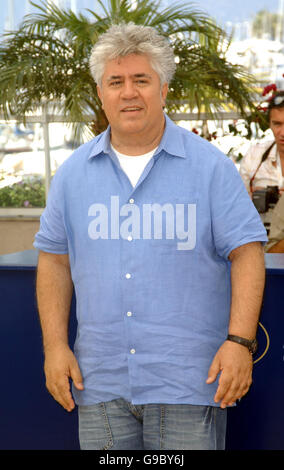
[78,399,227,450]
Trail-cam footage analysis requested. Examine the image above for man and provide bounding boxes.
[240,92,284,196]
[34,23,267,450]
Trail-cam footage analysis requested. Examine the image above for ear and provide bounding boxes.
[161,82,168,108]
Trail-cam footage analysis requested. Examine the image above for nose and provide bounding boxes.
[120,80,138,100]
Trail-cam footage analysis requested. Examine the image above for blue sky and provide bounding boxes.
[0,0,281,36]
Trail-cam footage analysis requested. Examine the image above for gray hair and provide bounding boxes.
[89,22,176,87]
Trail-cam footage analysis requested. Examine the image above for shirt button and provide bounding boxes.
[129,198,135,204]
[130,349,136,354]
[127,311,132,317]
[127,236,133,241]
[125,273,131,279]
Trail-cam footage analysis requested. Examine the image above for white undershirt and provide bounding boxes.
[111,144,157,187]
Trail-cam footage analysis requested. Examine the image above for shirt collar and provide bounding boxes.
[156,114,186,158]
[88,113,187,160]
[270,143,278,162]
[88,125,112,159]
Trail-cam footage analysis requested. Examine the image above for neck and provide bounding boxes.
[110,116,165,156]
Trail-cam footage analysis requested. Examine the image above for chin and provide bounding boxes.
[121,123,145,134]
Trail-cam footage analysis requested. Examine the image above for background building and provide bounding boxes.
[0,0,281,37]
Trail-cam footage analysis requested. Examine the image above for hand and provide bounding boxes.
[206,341,253,408]
[44,343,84,412]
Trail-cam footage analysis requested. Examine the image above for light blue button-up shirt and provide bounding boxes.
[34,115,268,407]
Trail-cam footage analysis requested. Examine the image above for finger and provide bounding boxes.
[57,374,76,411]
[219,375,252,408]
[214,372,232,405]
[206,359,221,384]
[219,381,241,408]
[47,375,75,412]
[236,377,252,400]
[55,387,75,412]
[70,360,84,390]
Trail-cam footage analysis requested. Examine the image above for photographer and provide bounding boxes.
[240,92,284,205]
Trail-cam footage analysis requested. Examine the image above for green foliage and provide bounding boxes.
[0,176,45,207]
[252,9,280,41]
[0,0,258,140]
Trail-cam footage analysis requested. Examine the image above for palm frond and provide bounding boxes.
[0,0,258,138]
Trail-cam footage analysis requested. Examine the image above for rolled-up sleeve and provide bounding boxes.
[34,169,68,254]
[211,157,268,259]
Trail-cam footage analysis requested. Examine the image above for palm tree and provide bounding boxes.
[0,0,258,141]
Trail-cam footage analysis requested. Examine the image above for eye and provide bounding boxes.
[135,79,148,85]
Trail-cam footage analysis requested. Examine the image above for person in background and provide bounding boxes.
[34,23,267,451]
[240,91,284,197]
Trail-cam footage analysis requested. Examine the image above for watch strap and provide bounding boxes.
[227,334,258,354]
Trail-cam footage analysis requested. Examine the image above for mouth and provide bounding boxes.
[121,107,143,113]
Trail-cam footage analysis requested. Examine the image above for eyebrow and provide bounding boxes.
[106,73,152,82]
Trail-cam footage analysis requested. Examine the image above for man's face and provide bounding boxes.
[97,54,168,144]
[270,107,284,153]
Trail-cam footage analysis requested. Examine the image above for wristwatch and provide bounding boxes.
[226,334,258,354]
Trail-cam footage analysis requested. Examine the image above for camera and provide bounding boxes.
[252,186,280,214]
